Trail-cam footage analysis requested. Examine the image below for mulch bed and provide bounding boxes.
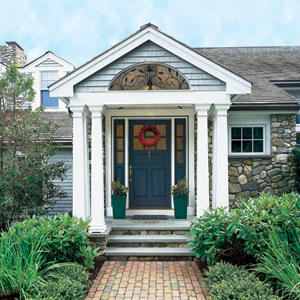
[0,294,19,300]
[88,256,105,283]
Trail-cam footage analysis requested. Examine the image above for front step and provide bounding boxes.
[109,234,189,243]
[106,247,193,256]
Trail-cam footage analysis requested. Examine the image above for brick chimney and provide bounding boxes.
[0,41,27,67]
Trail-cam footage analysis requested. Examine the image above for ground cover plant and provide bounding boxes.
[189,192,300,265]
[205,262,281,300]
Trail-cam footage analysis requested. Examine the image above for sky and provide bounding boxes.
[1,0,300,67]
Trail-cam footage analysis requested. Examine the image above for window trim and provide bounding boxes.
[229,124,266,155]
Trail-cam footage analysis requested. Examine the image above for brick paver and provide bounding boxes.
[86,261,209,300]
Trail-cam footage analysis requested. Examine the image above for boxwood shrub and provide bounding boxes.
[205,262,281,300]
[189,193,300,264]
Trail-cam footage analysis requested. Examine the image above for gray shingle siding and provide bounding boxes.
[47,148,73,216]
[74,41,225,92]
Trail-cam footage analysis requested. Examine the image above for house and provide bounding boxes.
[2,24,300,234]
[48,24,300,233]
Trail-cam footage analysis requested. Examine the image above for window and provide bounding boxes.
[41,71,58,107]
[230,126,265,154]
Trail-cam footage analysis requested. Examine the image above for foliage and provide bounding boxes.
[189,193,300,264]
[255,227,300,299]
[1,214,100,269]
[27,263,90,300]
[171,178,189,197]
[292,147,300,193]
[205,262,281,300]
[112,179,128,197]
[0,64,68,229]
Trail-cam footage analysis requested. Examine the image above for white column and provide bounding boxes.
[70,106,90,220]
[212,104,230,209]
[195,105,211,217]
[89,106,107,233]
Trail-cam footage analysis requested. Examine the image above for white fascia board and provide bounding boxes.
[69,91,231,107]
[50,27,251,97]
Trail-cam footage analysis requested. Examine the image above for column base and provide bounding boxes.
[89,224,107,234]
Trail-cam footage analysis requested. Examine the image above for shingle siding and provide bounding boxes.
[74,41,225,92]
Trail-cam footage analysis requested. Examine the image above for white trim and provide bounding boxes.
[105,108,195,216]
[49,26,251,97]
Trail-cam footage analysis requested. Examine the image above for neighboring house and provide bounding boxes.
[2,24,300,234]
[0,41,75,216]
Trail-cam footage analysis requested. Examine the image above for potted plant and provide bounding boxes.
[111,179,128,219]
[171,178,189,219]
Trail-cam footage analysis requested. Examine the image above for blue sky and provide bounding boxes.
[1,0,300,66]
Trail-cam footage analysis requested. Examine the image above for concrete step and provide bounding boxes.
[105,247,194,256]
[108,234,189,244]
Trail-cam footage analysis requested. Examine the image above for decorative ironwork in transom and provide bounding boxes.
[109,63,189,90]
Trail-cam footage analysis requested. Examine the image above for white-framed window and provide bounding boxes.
[229,125,265,154]
[40,71,58,108]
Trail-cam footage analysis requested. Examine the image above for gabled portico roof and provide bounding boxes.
[49,24,251,98]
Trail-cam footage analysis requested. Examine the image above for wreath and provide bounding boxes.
[138,125,160,147]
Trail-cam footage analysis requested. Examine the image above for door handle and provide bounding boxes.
[129,165,133,182]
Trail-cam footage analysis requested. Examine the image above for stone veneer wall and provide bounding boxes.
[0,42,27,67]
[227,114,296,208]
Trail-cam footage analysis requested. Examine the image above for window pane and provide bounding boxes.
[243,127,252,139]
[232,141,241,153]
[145,146,155,150]
[254,141,263,152]
[145,131,154,137]
[177,137,183,150]
[116,138,123,150]
[156,138,166,150]
[156,125,166,136]
[133,138,143,150]
[243,140,252,152]
[231,127,241,139]
[133,125,143,136]
[116,152,123,164]
[116,125,123,137]
[254,127,263,139]
[177,124,184,136]
[41,81,48,89]
[176,151,183,163]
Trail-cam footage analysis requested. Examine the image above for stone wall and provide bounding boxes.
[228,114,296,207]
[0,42,27,67]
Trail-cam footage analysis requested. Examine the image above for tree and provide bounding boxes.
[0,64,68,229]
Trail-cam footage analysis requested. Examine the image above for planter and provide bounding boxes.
[173,195,188,219]
[112,195,126,219]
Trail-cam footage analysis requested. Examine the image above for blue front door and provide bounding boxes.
[129,120,171,208]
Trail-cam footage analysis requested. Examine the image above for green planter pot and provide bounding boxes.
[112,195,126,219]
[173,195,188,219]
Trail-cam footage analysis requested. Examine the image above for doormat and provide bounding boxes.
[132,215,168,220]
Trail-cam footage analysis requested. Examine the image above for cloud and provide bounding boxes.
[0,0,300,66]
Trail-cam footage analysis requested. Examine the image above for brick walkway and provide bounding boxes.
[86,261,209,300]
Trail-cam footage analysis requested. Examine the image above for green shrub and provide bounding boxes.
[0,228,48,297]
[2,214,99,268]
[189,193,300,264]
[206,263,281,300]
[255,227,300,299]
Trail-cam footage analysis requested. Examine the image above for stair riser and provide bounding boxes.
[107,242,189,248]
[110,230,189,235]
[106,256,196,261]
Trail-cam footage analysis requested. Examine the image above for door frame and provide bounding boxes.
[105,108,195,216]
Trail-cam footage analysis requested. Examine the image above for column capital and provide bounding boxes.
[195,104,211,117]
[89,105,104,117]
[69,105,89,118]
[214,104,230,116]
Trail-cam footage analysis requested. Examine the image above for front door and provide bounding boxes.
[129,120,171,208]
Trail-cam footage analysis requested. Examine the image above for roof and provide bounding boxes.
[23,51,75,69]
[39,112,72,140]
[194,46,300,106]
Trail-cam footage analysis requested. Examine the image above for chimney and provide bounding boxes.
[0,41,27,67]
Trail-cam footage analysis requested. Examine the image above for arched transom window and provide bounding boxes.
[109,63,189,91]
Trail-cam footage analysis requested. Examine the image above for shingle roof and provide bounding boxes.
[39,112,72,140]
[194,46,300,106]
